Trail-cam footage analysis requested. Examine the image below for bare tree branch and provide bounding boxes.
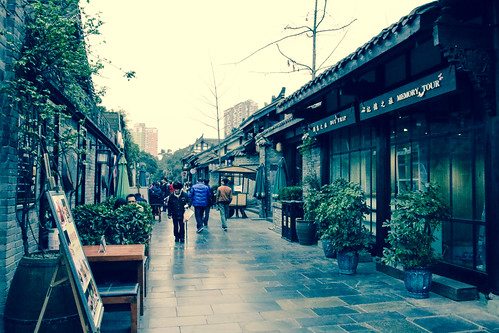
[316,18,357,34]
[284,25,313,33]
[276,44,312,73]
[233,29,312,65]
[317,23,351,70]
[316,0,328,27]
[250,67,310,75]
[193,105,217,121]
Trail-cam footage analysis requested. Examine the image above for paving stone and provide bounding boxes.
[368,319,427,332]
[128,211,497,333]
[311,305,359,316]
[413,314,481,332]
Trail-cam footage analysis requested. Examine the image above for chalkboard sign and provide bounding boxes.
[46,191,104,332]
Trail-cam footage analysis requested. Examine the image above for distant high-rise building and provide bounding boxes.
[132,123,158,156]
[223,100,258,137]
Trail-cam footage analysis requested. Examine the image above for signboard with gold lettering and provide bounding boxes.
[46,191,104,332]
[360,66,456,120]
[309,107,355,136]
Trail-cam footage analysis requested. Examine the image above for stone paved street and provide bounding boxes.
[101,209,499,332]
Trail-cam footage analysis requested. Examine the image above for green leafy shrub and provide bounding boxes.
[382,183,449,268]
[313,178,371,252]
[72,204,115,245]
[278,186,303,201]
[73,200,153,246]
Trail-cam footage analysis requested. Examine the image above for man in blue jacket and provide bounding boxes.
[188,179,211,233]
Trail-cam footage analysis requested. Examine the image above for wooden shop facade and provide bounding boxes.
[276,0,499,293]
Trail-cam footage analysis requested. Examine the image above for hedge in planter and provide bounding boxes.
[72,198,154,246]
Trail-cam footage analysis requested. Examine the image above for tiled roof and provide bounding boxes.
[276,2,438,113]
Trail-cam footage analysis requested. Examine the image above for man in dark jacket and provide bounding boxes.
[149,182,164,221]
[167,182,189,242]
[188,179,211,233]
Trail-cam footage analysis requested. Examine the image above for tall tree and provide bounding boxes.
[236,0,356,79]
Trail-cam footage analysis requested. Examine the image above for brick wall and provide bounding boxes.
[0,0,26,328]
[301,144,321,194]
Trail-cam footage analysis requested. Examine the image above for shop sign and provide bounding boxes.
[360,66,456,121]
[309,107,355,136]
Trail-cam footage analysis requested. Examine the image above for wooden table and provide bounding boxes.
[84,244,145,315]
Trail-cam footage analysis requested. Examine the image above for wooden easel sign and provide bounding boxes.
[46,190,104,332]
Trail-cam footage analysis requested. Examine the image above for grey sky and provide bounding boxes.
[81,0,433,153]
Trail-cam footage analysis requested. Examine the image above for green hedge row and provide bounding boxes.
[72,198,154,246]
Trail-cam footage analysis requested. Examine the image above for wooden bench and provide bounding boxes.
[98,283,140,333]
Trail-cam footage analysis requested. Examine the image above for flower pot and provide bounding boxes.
[295,219,316,245]
[337,250,359,275]
[321,239,336,258]
[404,267,432,299]
[4,252,81,333]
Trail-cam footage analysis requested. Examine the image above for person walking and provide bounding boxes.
[167,182,189,242]
[148,182,164,221]
[202,179,215,228]
[216,178,233,231]
[188,179,211,233]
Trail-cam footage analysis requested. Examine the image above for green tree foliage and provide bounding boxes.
[312,178,371,252]
[382,183,450,268]
[1,0,103,255]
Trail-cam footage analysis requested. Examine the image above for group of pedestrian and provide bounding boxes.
[141,177,233,243]
[147,178,175,221]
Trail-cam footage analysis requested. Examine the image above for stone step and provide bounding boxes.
[376,262,478,301]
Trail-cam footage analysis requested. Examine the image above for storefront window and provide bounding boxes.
[329,124,377,235]
[451,132,473,220]
[392,104,485,272]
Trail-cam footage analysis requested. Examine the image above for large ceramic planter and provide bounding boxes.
[337,250,359,275]
[4,252,81,333]
[404,267,432,299]
[295,219,316,245]
[321,239,336,258]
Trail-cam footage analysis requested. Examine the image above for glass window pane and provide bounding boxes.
[350,151,360,184]
[450,222,474,269]
[341,154,349,179]
[350,126,360,150]
[395,114,410,141]
[396,144,412,193]
[429,137,450,205]
[475,133,485,221]
[476,224,486,271]
[361,123,371,147]
[451,133,473,220]
[331,155,341,183]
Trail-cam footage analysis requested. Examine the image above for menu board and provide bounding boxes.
[46,191,104,332]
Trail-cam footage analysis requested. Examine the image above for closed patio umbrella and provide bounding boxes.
[115,155,130,200]
[253,164,266,199]
[272,157,288,199]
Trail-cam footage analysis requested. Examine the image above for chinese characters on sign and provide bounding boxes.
[309,107,355,136]
[360,67,456,121]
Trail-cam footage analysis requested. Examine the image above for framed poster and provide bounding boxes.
[46,191,104,332]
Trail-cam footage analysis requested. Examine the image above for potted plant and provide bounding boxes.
[314,179,371,274]
[382,183,450,298]
[294,185,321,245]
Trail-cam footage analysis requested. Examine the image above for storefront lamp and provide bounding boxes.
[275,142,282,152]
[96,149,110,164]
